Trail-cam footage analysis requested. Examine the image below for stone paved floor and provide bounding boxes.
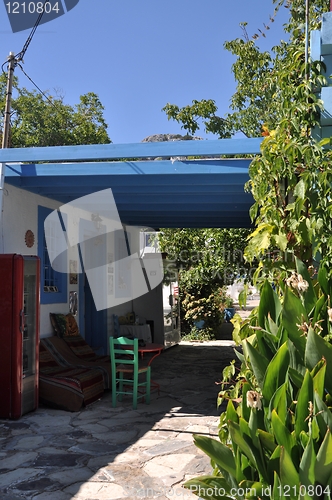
[0,340,237,500]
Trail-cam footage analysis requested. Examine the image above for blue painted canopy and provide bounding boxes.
[0,138,262,228]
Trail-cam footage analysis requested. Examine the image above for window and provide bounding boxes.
[38,206,67,304]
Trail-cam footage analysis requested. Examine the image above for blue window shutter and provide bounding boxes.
[38,205,67,304]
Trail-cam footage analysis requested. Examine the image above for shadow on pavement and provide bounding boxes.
[0,341,237,500]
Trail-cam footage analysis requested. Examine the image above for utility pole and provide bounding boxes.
[0,51,16,252]
[2,52,16,149]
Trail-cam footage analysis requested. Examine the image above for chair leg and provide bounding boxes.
[119,372,124,401]
[146,368,151,405]
[112,376,117,408]
[133,371,138,410]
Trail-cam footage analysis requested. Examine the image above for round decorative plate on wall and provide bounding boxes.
[25,230,35,248]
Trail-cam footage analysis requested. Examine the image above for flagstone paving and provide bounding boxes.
[0,340,237,500]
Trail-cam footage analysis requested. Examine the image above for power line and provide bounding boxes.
[17,63,59,109]
[1,1,52,147]
[15,1,49,62]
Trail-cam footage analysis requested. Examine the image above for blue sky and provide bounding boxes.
[0,0,290,144]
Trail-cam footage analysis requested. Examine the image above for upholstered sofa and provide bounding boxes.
[48,313,111,389]
[41,335,111,390]
[39,340,105,412]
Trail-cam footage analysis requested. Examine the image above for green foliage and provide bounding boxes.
[159,228,250,335]
[162,1,332,280]
[0,74,111,147]
[184,261,332,499]
[162,99,219,136]
[181,326,215,342]
[241,0,332,273]
[182,287,233,333]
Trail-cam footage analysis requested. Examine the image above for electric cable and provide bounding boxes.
[17,63,58,109]
[15,64,81,152]
[1,1,48,79]
[15,0,49,62]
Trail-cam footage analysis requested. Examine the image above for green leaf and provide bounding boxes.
[226,399,239,425]
[288,338,306,376]
[295,369,313,438]
[305,328,332,394]
[315,430,332,485]
[288,367,304,389]
[272,471,281,500]
[256,329,277,360]
[238,288,248,309]
[271,410,295,457]
[262,342,290,401]
[228,419,269,482]
[238,481,267,499]
[241,382,252,422]
[258,280,281,328]
[314,392,332,437]
[258,429,277,453]
[268,446,281,487]
[318,263,331,297]
[294,179,305,199]
[245,340,269,389]
[280,446,300,495]
[183,476,234,500]
[267,315,279,337]
[313,294,327,325]
[319,137,331,146]
[295,257,317,314]
[193,435,236,478]
[274,233,288,252]
[269,383,288,423]
[228,420,257,466]
[299,437,316,488]
[311,359,326,401]
[282,287,307,356]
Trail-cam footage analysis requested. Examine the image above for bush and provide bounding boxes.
[182,286,234,336]
[184,258,332,499]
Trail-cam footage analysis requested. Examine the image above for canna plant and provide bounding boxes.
[184,258,332,500]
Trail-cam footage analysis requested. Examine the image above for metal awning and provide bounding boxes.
[0,138,262,228]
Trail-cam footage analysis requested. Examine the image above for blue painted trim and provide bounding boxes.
[38,205,67,305]
[7,183,250,196]
[310,30,321,62]
[321,12,332,55]
[4,158,252,180]
[0,138,263,163]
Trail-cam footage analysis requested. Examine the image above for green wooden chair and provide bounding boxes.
[109,336,151,410]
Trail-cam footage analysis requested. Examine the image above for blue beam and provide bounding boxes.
[5,159,252,178]
[121,218,252,229]
[23,184,249,195]
[6,174,250,190]
[115,204,251,212]
[0,138,262,163]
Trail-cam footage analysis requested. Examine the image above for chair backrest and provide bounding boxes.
[109,336,139,369]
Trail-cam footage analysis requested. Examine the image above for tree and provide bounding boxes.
[163,0,332,282]
[0,73,111,147]
[159,228,251,335]
[177,4,332,497]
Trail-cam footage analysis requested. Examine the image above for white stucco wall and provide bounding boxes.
[1,184,166,344]
[2,183,77,337]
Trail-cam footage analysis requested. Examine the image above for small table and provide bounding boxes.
[119,324,152,343]
[138,343,164,394]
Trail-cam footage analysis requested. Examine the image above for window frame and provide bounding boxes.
[38,205,67,304]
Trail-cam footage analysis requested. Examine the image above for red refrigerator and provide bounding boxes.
[0,254,40,419]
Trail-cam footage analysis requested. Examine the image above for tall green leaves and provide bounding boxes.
[185,259,332,499]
